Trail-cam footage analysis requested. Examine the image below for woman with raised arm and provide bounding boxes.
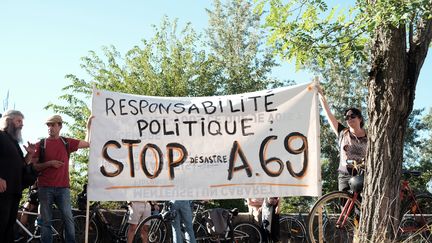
[316,84,367,191]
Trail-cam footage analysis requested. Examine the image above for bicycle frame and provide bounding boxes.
[329,173,428,233]
[336,192,360,229]
[398,178,430,235]
[90,203,130,242]
[191,202,258,242]
[311,171,430,243]
[15,210,61,243]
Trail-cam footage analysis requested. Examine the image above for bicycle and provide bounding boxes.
[307,160,432,243]
[278,205,308,243]
[131,201,174,243]
[259,200,308,243]
[133,201,263,243]
[72,202,130,243]
[195,201,262,243]
[14,209,63,243]
[398,170,432,242]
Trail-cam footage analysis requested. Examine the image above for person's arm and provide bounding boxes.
[275,198,281,214]
[32,160,64,171]
[23,142,36,163]
[316,85,339,136]
[78,115,94,149]
[0,178,6,192]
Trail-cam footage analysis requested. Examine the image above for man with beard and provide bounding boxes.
[0,110,35,242]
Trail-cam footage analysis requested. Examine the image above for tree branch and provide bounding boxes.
[409,14,432,79]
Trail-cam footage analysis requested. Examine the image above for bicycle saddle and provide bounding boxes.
[229,208,239,216]
[402,170,421,177]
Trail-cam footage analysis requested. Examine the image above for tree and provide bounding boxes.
[406,108,432,192]
[260,0,432,241]
[46,17,221,205]
[206,0,288,95]
[48,2,287,208]
[204,0,291,209]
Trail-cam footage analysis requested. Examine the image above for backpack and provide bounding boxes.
[77,184,87,210]
[206,208,230,235]
[39,136,70,163]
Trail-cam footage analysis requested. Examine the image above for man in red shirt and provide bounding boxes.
[33,114,92,243]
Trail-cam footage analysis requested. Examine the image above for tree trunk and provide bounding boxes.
[358,7,432,242]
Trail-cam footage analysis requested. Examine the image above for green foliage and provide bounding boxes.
[204,0,291,210]
[206,0,289,95]
[279,196,315,213]
[259,0,432,69]
[259,0,369,68]
[404,108,432,193]
[46,17,221,206]
[404,109,427,164]
[207,199,248,212]
[358,0,432,29]
[260,1,432,226]
[47,1,287,209]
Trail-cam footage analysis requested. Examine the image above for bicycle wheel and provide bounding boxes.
[279,216,307,243]
[399,193,432,242]
[194,221,210,243]
[233,222,263,243]
[307,191,361,243]
[133,215,168,243]
[72,215,99,243]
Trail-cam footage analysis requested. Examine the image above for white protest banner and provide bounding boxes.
[88,82,321,201]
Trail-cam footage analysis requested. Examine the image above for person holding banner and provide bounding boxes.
[171,200,196,243]
[317,85,367,191]
[32,114,93,243]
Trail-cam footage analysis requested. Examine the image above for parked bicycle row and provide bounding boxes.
[2,100,432,243]
[14,186,308,243]
[14,169,432,243]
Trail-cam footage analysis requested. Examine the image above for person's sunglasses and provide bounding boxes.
[345,114,358,120]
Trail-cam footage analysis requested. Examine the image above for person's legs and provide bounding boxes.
[127,224,138,243]
[127,202,150,243]
[338,173,351,191]
[171,201,183,243]
[178,201,196,243]
[39,187,55,243]
[128,223,149,243]
[270,211,280,242]
[0,194,20,243]
[56,187,75,243]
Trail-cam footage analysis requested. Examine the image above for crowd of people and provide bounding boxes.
[0,84,368,243]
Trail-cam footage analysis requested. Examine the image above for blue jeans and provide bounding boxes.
[171,200,196,243]
[38,187,75,243]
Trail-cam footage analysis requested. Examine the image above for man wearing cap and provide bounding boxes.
[0,110,35,243]
[33,114,93,243]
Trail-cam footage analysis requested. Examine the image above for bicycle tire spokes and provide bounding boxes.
[279,216,307,243]
[308,191,361,243]
[133,215,168,243]
[399,194,432,242]
[233,222,262,243]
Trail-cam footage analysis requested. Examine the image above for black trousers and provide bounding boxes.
[0,193,21,243]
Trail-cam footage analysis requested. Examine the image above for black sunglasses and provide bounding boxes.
[345,114,358,120]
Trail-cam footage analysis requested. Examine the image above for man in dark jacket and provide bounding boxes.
[0,110,35,243]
